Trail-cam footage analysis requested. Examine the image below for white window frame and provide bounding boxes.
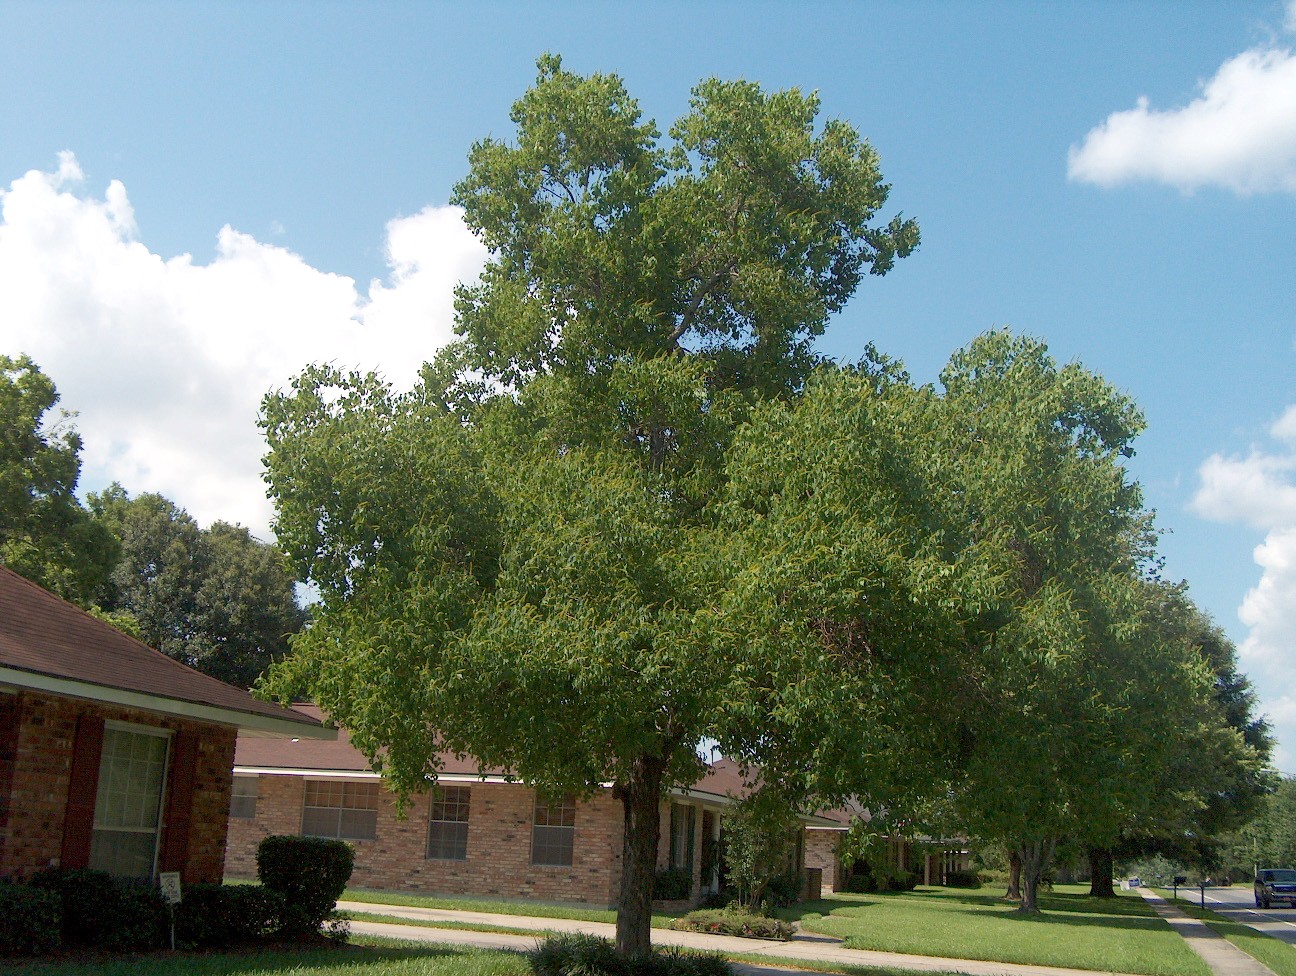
[230,774,259,819]
[530,794,576,867]
[89,720,172,879]
[426,785,471,861]
[302,778,379,841]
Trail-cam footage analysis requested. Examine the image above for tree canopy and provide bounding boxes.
[89,485,305,687]
[259,55,1269,946]
[262,56,920,956]
[0,354,117,602]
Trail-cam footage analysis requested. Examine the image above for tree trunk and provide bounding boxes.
[1088,846,1116,898]
[1005,849,1022,901]
[614,755,667,958]
[1016,838,1055,914]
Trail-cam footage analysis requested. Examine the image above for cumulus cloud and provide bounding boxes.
[1068,41,1296,194]
[1194,408,1296,771]
[0,153,487,538]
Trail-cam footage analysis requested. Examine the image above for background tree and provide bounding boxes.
[922,331,1212,913]
[1219,777,1296,878]
[0,354,117,602]
[261,56,918,958]
[89,485,304,687]
[1088,586,1273,896]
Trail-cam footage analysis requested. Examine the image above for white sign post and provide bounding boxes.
[159,871,182,949]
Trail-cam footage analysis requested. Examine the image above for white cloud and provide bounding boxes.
[0,154,487,538]
[1068,44,1296,194]
[1193,408,1296,772]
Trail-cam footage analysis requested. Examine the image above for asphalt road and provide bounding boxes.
[1185,883,1296,946]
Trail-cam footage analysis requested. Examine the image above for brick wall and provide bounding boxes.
[226,775,724,909]
[805,828,844,892]
[0,690,237,883]
[228,776,627,905]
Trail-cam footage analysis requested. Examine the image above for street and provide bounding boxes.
[1173,883,1296,947]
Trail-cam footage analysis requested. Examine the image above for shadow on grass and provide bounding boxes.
[937,907,1170,933]
[1,940,483,976]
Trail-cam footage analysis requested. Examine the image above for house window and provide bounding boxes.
[88,724,170,878]
[302,780,379,841]
[230,775,258,819]
[669,802,696,871]
[426,785,470,860]
[531,794,576,867]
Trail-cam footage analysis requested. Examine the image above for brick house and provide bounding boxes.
[804,804,971,892]
[0,566,329,884]
[226,709,831,907]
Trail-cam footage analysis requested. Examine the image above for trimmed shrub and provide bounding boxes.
[669,906,795,941]
[763,870,802,907]
[943,869,982,889]
[529,933,732,976]
[28,868,165,950]
[29,867,116,946]
[102,881,167,952]
[654,866,692,901]
[884,869,917,892]
[257,835,354,938]
[0,882,61,955]
[841,871,875,894]
[176,882,286,947]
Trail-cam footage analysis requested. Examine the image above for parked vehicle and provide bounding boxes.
[1254,868,1296,908]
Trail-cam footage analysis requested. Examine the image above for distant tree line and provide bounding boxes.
[0,353,304,688]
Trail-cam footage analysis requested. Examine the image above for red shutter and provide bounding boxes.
[159,731,198,876]
[61,715,105,869]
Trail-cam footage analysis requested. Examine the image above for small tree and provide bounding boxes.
[721,790,802,911]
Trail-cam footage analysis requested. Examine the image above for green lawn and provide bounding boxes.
[0,936,529,976]
[341,888,682,928]
[348,910,558,938]
[1161,895,1296,976]
[788,885,1211,976]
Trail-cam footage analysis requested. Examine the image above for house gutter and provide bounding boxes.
[0,666,333,740]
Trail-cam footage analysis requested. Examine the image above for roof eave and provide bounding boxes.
[0,666,334,739]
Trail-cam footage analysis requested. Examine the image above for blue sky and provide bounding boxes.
[2,2,1295,767]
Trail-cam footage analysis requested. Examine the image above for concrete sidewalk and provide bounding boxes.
[338,900,1145,976]
[1136,889,1277,976]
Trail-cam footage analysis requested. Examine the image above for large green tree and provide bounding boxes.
[261,56,918,957]
[89,485,305,687]
[918,331,1214,913]
[1090,587,1274,895]
[0,354,117,602]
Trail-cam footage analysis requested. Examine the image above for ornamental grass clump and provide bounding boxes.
[668,905,795,941]
[528,933,731,976]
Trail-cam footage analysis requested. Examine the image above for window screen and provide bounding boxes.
[88,726,170,878]
[230,775,258,819]
[426,785,470,860]
[302,780,379,841]
[531,794,576,867]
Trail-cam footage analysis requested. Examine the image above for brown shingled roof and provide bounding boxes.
[236,705,761,804]
[235,704,505,775]
[0,566,324,734]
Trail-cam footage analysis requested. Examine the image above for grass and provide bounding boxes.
[0,935,530,976]
[727,953,975,976]
[790,884,1212,976]
[1159,894,1296,976]
[340,888,682,928]
[346,910,558,938]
